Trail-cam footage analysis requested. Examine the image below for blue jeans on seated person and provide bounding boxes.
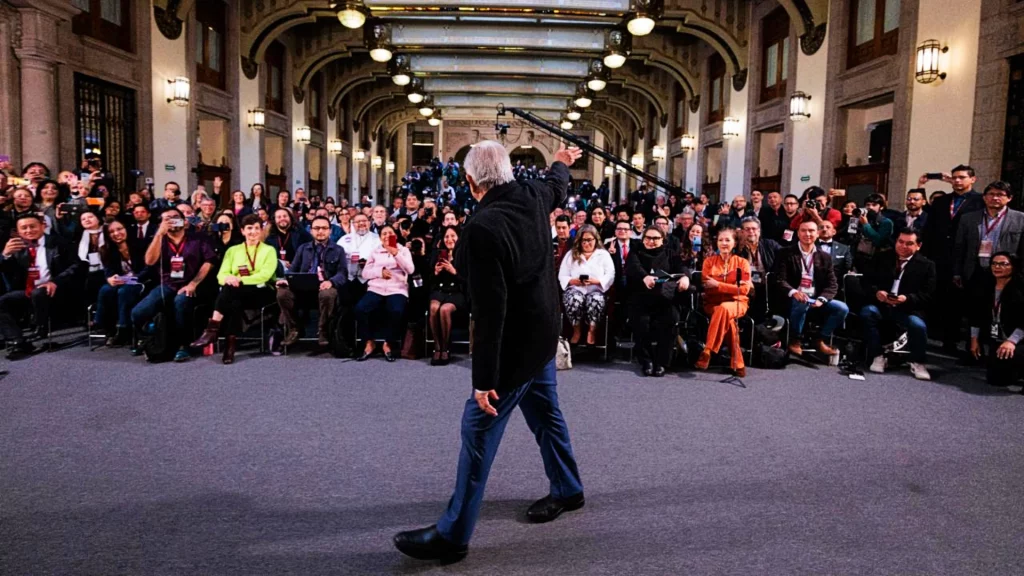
[789,298,849,340]
[95,284,144,330]
[354,291,407,343]
[130,285,195,337]
[860,304,927,363]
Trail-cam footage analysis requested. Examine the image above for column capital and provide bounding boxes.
[11,0,79,64]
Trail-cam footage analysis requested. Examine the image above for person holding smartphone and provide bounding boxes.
[557,224,615,346]
[428,226,466,365]
[0,213,82,359]
[353,225,415,362]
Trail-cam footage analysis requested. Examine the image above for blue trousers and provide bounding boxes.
[130,285,195,337]
[354,291,406,343]
[95,284,144,330]
[860,304,928,363]
[789,298,849,339]
[436,359,583,546]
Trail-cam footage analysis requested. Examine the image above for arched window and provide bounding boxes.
[760,7,790,103]
[265,42,286,114]
[848,0,900,68]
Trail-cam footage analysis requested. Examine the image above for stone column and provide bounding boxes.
[396,123,409,176]
[368,137,378,201]
[13,1,76,170]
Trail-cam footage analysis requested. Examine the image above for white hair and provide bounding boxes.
[464,140,515,191]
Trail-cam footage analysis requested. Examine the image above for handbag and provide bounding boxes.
[401,325,422,359]
[555,337,573,370]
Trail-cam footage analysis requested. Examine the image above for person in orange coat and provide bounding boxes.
[696,227,753,376]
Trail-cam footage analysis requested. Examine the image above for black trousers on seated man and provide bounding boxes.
[277,286,338,336]
[435,359,583,545]
[0,287,55,341]
[214,285,276,336]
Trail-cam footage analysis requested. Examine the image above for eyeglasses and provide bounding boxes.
[985,192,1009,198]
[311,226,331,231]
[581,238,596,243]
[642,236,663,242]
[991,261,1012,267]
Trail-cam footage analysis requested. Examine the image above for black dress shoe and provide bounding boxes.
[526,492,585,523]
[356,350,374,361]
[6,340,36,360]
[383,350,396,362]
[651,365,665,377]
[393,525,468,563]
[642,362,654,377]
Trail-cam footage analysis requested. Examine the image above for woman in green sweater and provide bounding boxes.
[191,214,277,364]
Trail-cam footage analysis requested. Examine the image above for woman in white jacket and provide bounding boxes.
[558,224,615,345]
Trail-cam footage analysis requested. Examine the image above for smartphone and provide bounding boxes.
[387,235,397,249]
[169,218,185,228]
[925,173,944,180]
[439,248,449,262]
[829,188,847,197]
[579,274,590,282]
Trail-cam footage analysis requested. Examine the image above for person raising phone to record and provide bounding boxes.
[353,224,415,362]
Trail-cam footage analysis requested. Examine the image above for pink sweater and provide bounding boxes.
[361,245,416,297]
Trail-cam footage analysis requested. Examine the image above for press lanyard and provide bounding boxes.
[167,238,186,258]
[950,195,967,218]
[245,244,259,272]
[800,250,814,277]
[983,209,1006,239]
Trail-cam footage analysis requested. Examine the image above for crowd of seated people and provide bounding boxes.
[1,158,1022,392]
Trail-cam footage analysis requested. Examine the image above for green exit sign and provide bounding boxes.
[800,175,810,182]
[164,164,176,171]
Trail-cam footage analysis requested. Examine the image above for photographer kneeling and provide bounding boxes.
[191,214,278,364]
[276,216,347,348]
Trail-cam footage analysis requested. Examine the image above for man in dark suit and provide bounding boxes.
[921,165,984,354]
[129,204,157,241]
[552,215,572,270]
[275,216,348,348]
[896,188,929,239]
[860,228,937,380]
[771,220,849,356]
[758,191,790,243]
[606,220,637,292]
[0,213,82,358]
[653,215,681,252]
[817,220,854,282]
[737,216,781,321]
[394,141,585,563]
[953,181,1024,288]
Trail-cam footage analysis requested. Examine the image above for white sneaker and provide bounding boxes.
[869,356,886,373]
[909,362,931,381]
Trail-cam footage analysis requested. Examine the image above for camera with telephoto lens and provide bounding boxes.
[805,199,818,209]
[852,207,864,218]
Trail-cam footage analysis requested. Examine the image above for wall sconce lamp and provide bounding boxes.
[354,149,366,162]
[652,145,666,160]
[166,77,190,106]
[722,117,741,139]
[297,126,312,144]
[566,105,582,122]
[560,118,574,130]
[789,91,811,121]
[406,77,425,104]
[604,165,614,177]
[603,29,631,69]
[586,60,610,92]
[626,0,662,36]
[248,108,265,130]
[386,160,395,172]
[371,156,383,169]
[630,153,644,168]
[574,83,595,108]
[389,54,411,86]
[679,133,696,152]
[366,23,393,63]
[328,139,343,154]
[418,95,435,117]
[916,39,948,84]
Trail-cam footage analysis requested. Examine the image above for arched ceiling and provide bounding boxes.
[234,0,829,138]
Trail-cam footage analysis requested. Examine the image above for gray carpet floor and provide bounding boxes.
[1,343,1023,575]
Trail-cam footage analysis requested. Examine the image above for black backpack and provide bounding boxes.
[142,312,176,363]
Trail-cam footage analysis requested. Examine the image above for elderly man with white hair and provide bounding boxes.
[394,140,585,564]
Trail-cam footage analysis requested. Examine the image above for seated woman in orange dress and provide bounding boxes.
[696,227,753,376]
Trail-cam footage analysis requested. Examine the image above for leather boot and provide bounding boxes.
[190,319,221,348]
[222,335,237,364]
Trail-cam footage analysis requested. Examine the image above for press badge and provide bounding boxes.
[979,240,993,259]
[27,265,40,288]
[783,230,794,242]
[751,270,762,284]
[279,247,287,260]
[799,276,816,297]
[169,256,185,279]
[991,322,1001,339]
[237,265,251,277]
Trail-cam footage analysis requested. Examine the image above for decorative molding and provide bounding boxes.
[327,105,336,121]
[660,113,668,128]
[153,0,184,41]
[241,56,259,80]
[800,22,827,56]
[293,86,305,104]
[689,95,700,113]
[731,69,747,92]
